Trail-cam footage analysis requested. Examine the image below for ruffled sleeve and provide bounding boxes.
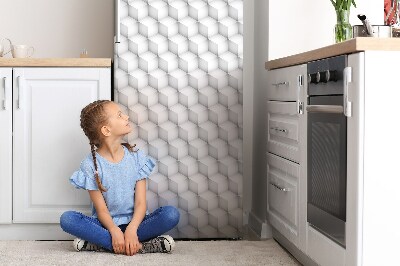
[70,159,99,190]
[135,150,156,180]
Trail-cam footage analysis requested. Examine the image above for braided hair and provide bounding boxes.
[80,100,136,192]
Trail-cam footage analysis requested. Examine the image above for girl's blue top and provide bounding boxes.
[70,146,156,226]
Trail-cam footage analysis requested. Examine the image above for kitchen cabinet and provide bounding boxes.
[0,67,110,238]
[266,39,400,266]
[0,68,12,224]
[265,64,307,252]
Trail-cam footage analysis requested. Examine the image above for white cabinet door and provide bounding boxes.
[13,68,111,223]
[267,152,300,246]
[0,68,12,224]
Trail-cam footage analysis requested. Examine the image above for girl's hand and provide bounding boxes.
[110,227,126,254]
[124,227,141,256]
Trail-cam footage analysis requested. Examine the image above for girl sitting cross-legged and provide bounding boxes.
[60,100,180,256]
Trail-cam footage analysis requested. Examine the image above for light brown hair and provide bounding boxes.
[80,100,136,192]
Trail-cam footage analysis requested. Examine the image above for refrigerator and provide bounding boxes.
[113,0,243,239]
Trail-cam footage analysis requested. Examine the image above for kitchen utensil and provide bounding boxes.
[11,44,34,58]
[0,38,12,57]
[352,14,392,38]
[357,14,374,36]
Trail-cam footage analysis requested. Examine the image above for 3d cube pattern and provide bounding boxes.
[115,0,243,238]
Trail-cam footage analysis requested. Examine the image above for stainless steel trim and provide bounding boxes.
[297,75,304,115]
[306,105,343,114]
[270,181,290,192]
[2,77,6,110]
[115,0,120,43]
[272,81,289,87]
[298,101,303,114]
[298,75,303,86]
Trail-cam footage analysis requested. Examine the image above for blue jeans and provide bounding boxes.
[60,206,180,252]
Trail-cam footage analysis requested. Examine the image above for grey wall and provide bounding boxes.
[0,0,114,58]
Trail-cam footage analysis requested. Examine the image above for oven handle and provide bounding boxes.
[306,105,343,114]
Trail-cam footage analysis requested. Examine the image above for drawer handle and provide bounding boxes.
[270,181,290,192]
[272,81,289,87]
[270,127,288,133]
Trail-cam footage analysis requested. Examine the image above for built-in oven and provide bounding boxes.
[306,55,348,248]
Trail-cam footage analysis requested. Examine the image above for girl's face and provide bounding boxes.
[102,102,132,137]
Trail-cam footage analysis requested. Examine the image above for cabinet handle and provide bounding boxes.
[272,81,289,87]
[17,76,23,109]
[2,77,6,110]
[270,127,288,133]
[269,181,290,192]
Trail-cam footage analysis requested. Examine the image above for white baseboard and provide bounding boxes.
[0,224,73,240]
[248,211,272,239]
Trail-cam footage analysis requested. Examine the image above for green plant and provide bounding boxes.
[330,1,357,42]
[330,0,357,10]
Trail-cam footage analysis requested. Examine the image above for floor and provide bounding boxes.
[0,226,301,265]
[0,239,301,266]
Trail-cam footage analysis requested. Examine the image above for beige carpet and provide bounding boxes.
[0,239,300,265]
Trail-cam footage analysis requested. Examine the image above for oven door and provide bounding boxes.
[306,95,347,248]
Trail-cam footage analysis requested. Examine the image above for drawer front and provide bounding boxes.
[266,64,306,101]
[267,153,299,243]
[267,101,299,163]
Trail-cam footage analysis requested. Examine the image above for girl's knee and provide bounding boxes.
[60,211,79,230]
[163,206,180,226]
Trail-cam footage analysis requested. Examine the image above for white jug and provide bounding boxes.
[0,38,12,57]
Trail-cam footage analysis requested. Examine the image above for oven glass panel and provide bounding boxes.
[308,112,347,221]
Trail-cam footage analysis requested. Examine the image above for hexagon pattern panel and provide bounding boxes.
[114,0,243,238]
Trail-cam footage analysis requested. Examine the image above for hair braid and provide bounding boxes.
[121,142,136,152]
[90,143,107,192]
[80,100,111,192]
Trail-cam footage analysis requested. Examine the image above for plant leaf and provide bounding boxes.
[333,0,356,10]
[336,0,342,9]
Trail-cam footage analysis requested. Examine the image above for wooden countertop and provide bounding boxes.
[265,37,400,70]
[0,58,111,67]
